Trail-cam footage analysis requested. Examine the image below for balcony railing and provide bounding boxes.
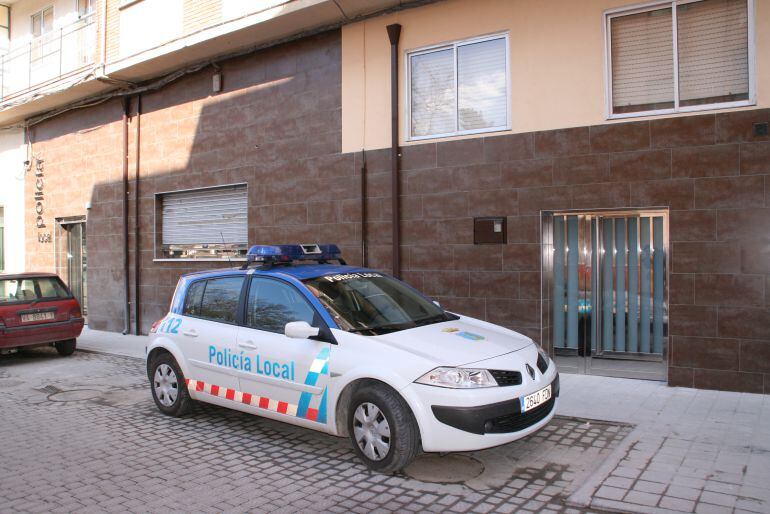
[0,13,96,102]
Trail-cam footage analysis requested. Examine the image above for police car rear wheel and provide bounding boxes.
[150,354,191,416]
[348,385,420,473]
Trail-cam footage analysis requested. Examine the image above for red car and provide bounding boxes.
[0,273,84,356]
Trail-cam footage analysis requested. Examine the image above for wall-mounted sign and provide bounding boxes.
[31,158,51,243]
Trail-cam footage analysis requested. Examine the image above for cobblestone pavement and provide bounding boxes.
[0,349,631,514]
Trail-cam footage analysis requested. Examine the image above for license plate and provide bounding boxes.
[21,312,55,323]
[520,384,552,413]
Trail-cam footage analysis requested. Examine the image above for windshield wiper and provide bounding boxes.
[414,312,457,327]
[348,322,416,335]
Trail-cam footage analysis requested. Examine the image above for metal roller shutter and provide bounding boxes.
[161,185,247,245]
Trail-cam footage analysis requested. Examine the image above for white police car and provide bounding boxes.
[146,244,558,473]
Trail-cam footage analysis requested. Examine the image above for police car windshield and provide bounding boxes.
[303,272,457,335]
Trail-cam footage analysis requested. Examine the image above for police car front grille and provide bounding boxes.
[537,353,549,374]
[489,369,522,387]
[485,395,555,434]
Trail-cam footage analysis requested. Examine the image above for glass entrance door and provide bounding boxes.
[57,220,87,317]
[544,210,667,380]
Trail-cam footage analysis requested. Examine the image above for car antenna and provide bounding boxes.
[220,231,233,267]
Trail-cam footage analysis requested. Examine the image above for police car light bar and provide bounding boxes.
[244,244,345,266]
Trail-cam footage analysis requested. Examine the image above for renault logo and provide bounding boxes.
[526,363,535,380]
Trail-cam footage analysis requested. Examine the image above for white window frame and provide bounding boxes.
[77,0,95,17]
[30,6,54,38]
[406,32,511,141]
[604,0,756,120]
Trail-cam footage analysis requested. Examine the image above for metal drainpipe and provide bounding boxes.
[133,94,141,335]
[360,149,367,267]
[386,23,401,279]
[122,97,130,335]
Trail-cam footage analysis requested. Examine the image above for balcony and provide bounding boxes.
[0,13,96,102]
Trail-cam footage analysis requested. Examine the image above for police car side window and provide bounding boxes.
[247,278,315,333]
[197,277,244,324]
[182,280,206,317]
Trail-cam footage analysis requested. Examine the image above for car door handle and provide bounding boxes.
[182,330,198,338]
[238,341,257,350]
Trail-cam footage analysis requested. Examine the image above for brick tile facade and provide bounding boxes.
[361,109,770,394]
[28,31,347,335]
[24,25,770,393]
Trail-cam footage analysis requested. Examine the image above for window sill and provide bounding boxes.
[408,125,512,142]
[607,99,756,120]
[153,258,247,263]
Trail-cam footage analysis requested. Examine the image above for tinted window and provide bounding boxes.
[246,278,315,333]
[197,277,244,323]
[182,280,206,317]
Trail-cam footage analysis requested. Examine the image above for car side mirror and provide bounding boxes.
[285,321,320,339]
[433,300,441,308]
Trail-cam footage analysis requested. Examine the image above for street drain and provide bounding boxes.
[36,385,61,395]
[404,454,484,483]
[47,389,101,402]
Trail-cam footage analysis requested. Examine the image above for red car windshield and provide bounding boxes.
[0,277,71,304]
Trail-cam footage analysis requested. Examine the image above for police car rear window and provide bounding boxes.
[182,281,206,317]
[184,277,243,324]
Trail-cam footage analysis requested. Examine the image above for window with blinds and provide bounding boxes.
[409,34,508,139]
[157,184,248,260]
[608,0,752,116]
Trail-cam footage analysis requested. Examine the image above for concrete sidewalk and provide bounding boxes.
[559,375,770,513]
[77,329,770,513]
[77,327,148,359]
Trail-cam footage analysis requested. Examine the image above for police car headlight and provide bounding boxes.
[415,367,498,388]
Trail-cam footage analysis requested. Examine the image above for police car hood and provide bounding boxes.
[371,315,534,366]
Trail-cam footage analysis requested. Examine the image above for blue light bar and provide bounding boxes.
[246,244,343,264]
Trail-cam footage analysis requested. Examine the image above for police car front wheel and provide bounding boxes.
[348,385,420,473]
[150,353,192,417]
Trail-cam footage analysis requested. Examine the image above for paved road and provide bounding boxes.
[0,348,629,513]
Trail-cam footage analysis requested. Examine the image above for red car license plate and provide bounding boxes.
[21,312,55,323]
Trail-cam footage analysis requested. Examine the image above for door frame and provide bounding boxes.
[541,207,670,381]
[55,216,87,317]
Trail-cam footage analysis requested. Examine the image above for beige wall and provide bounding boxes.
[341,0,770,152]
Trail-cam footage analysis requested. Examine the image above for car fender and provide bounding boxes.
[145,336,191,380]
[328,366,428,438]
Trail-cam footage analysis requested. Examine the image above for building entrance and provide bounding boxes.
[543,210,668,380]
[57,218,87,317]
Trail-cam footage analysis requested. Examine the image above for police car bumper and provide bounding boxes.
[401,370,559,453]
